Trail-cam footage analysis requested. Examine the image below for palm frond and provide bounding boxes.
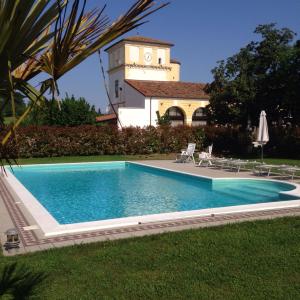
[40,0,169,94]
[0,0,65,79]
[0,0,168,168]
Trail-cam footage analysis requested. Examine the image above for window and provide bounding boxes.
[167,107,183,117]
[193,108,206,118]
[165,106,185,126]
[129,46,139,63]
[157,49,165,64]
[115,80,119,98]
[192,107,207,126]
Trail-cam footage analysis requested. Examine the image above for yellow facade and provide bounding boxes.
[105,37,209,127]
[107,42,180,81]
[169,63,180,81]
[158,99,208,125]
[124,43,171,67]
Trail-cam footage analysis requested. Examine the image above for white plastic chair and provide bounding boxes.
[198,144,213,166]
[176,143,196,164]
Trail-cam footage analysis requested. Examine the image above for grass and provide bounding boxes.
[253,158,300,166]
[246,158,300,177]
[14,153,175,165]
[2,155,300,298]
[0,217,299,299]
[3,116,14,125]
[13,154,300,166]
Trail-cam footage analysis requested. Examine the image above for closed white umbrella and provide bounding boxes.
[256,110,269,161]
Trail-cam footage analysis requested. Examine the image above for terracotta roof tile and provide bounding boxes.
[105,36,174,51]
[96,113,117,122]
[125,80,209,100]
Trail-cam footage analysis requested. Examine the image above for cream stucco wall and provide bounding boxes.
[168,63,180,81]
[124,43,171,66]
[107,41,180,83]
[118,108,148,127]
[118,98,159,128]
[124,42,178,81]
[108,44,125,70]
[126,68,168,81]
[158,99,209,125]
[107,68,125,112]
[123,83,146,108]
[118,97,208,128]
[106,39,208,127]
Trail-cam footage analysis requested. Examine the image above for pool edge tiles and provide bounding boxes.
[131,161,300,201]
[4,161,300,237]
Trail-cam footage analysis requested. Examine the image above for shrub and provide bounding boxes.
[265,127,300,158]
[10,125,300,158]
[24,95,98,126]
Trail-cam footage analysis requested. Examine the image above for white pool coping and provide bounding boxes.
[4,161,300,237]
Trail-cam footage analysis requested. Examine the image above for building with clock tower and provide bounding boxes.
[97,36,209,127]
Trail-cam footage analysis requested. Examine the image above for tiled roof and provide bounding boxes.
[170,58,181,65]
[96,113,117,122]
[125,80,209,100]
[105,36,174,51]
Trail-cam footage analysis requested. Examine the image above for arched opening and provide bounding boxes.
[192,107,207,126]
[165,106,185,126]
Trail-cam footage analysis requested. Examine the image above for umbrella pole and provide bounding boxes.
[261,144,264,163]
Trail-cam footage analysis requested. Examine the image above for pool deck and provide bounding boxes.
[137,160,256,178]
[137,160,300,181]
[1,160,300,256]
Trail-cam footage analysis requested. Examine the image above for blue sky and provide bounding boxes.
[56,0,300,112]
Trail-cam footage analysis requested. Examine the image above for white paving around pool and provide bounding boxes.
[2,160,300,238]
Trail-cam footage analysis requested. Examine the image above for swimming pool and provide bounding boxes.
[5,161,300,236]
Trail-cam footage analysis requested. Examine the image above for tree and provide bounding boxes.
[207,24,300,127]
[0,0,168,166]
[0,94,26,118]
[26,95,98,126]
[156,111,171,126]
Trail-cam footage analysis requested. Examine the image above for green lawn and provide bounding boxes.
[3,154,300,298]
[14,153,175,165]
[0,217,299,299]
[249,158,300,167]
[13,154,300,166]
[3,116,14,125]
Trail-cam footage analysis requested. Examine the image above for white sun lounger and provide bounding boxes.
[176,143,196,164]
[212,158,232,169]
[253,164,278,176]
[278,165,300,180]
[228,160,261,173]
[228,159,249,173]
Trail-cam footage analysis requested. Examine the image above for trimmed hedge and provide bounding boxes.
[266,127,300,158]
[9,125,300,158]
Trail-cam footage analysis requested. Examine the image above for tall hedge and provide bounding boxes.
[10,125,300,158]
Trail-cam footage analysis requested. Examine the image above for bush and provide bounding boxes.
[265,127,300,158]
[204,126,253,156]
[10,125,300,158]
[24,95,98,126]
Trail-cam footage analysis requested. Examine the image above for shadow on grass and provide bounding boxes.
[0,262,47,299]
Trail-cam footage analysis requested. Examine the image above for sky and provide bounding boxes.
[55,0,300,112]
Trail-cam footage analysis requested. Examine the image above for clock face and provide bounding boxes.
[144,52,152,62]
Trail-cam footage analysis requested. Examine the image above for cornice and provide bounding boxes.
[108,63,172,73]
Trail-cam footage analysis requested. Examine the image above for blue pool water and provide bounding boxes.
[10,162,296,224]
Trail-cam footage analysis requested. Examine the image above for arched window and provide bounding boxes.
[165,106,185,126]
[192,107,207,126]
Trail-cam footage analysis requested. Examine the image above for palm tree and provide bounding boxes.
[0,0,168,167]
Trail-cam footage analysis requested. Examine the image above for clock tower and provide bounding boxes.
[104,36,181,111]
